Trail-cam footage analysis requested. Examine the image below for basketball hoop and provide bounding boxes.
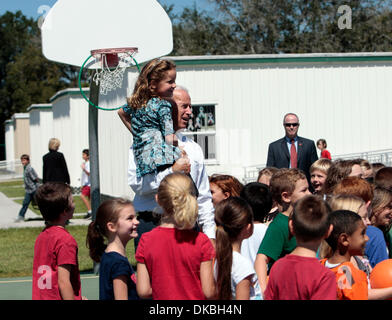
[91,47,138,95]
[78,47,141,111]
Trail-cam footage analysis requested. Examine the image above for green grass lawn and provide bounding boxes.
[14,195,87,217]
[0,225,136,278]
[0,179,24,188]
[0,179,25,198]
[0,180,136,278]
[0,179,89,217]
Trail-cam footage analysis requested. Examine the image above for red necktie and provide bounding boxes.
[290,139,297,168]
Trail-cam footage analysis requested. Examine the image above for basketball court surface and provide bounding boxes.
[0,191,98,300]
[0,274,99,300]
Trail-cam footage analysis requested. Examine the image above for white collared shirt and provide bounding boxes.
[127,131,216,239]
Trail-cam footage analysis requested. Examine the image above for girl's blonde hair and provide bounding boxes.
[127,58,176,109]
[329,194,365,213]
[157,173,198,230]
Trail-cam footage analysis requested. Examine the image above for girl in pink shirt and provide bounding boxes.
[135,172,216,300]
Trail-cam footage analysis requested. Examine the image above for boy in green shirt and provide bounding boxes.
[255,168,311,293]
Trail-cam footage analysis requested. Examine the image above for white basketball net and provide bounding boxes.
[92,50,137,95]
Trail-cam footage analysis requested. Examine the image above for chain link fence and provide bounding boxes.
[0,159,23,181]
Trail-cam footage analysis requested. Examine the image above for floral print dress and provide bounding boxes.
[123,97,182,178]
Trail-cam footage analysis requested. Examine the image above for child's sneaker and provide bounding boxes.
[84,212,92,219]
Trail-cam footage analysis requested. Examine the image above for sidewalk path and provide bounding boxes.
[0,192,91,229]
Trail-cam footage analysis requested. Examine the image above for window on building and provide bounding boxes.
[182,104,216,160]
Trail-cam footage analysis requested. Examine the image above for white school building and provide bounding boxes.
[98,52,392,196]
[27,104,53,179]
[4,52,392,197]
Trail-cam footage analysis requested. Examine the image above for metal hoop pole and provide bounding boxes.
[78,54,140,111]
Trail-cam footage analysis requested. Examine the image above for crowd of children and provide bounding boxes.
[27,58,392,300]
[29,157,392,300]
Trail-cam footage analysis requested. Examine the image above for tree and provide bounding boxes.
[169,0,392,54]
[0,11,88,160]
[0,11,38,159]
[325,0,392,52]
[172,5,241,55]
[158,2,241,55]
[2,43,68,117]
[0,11,38,86]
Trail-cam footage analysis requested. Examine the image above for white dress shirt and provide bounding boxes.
[128,131,216,239]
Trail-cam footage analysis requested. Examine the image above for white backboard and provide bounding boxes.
[41,0,173,68]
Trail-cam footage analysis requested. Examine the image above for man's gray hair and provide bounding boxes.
[283,112,299,123]
[174,85,189,94]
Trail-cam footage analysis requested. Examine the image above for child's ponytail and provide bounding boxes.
[86,221,107,263]
[172,188,198,230]
[214,197,254,300]
[158,172,198,230]
[215,223,233,300]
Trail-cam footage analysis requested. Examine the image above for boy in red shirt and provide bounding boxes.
[320,210,369,300]
[32,182,82,300]
[264,195,337,300]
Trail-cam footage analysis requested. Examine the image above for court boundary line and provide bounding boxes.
[0,275,98,284]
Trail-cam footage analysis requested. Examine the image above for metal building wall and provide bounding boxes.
[28,105,53,179]
[51,90,89,186]
[172,56,392,179]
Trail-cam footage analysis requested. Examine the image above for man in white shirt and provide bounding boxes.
[124,86,216,248]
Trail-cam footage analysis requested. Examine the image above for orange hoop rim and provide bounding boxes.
[90,47,138,56]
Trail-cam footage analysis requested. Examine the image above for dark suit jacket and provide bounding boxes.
[266,136,318,181]
[42,150,70,184]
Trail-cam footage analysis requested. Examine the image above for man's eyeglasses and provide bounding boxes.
[284,123,299,127]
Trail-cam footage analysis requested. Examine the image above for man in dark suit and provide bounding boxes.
[266,113,318,184]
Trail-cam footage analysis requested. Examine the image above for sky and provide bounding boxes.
[0,0,213,19]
